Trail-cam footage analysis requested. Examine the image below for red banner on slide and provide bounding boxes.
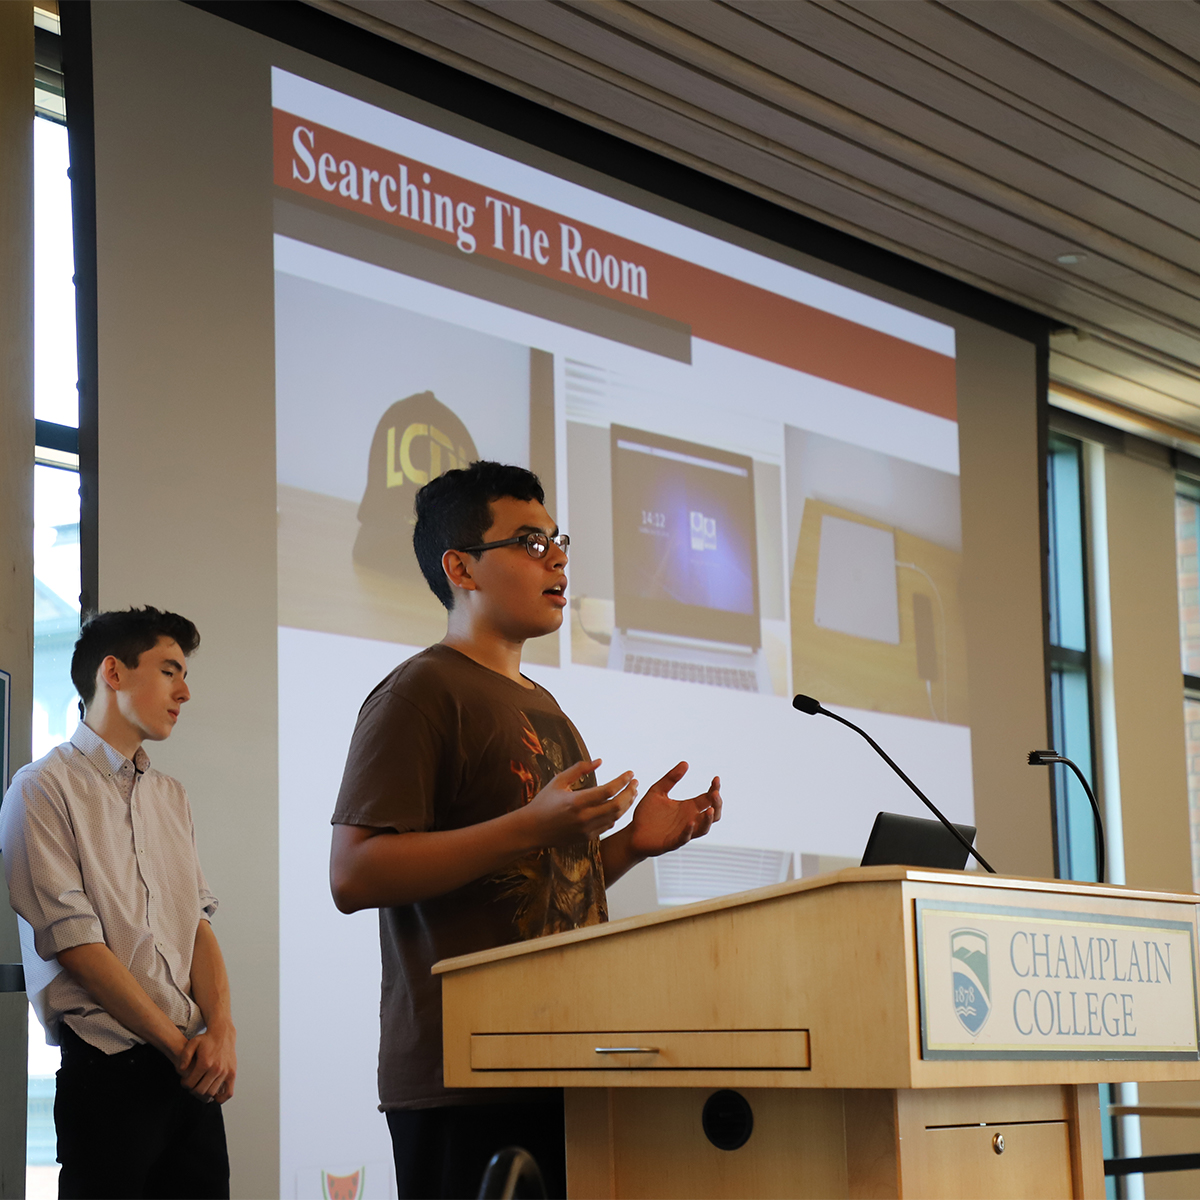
[274,110,956,420]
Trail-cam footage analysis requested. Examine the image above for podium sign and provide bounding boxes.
[917,898,1200,1060]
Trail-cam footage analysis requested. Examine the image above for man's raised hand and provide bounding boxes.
[520,758,638,847]
[626,761,722,859]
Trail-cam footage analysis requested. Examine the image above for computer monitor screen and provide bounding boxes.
[612,426,760,645]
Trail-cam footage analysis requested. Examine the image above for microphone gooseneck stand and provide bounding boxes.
[792,694,997,874]
[1028,750,1105,884]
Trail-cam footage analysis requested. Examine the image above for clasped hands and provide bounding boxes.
[521,756,721,855]
[174,1023,237,1104]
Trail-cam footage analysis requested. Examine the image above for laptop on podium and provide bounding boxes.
[860,812,977,870]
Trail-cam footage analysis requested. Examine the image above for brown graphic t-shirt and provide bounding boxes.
[331,644,608,1110]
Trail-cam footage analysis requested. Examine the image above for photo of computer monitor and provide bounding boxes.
[610,424,761,648]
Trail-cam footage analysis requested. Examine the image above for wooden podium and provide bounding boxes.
[435,867,1200,1198]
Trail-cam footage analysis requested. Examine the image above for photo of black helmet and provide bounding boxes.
[353,391,478,578]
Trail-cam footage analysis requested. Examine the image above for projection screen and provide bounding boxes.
[81,4,1053,1195]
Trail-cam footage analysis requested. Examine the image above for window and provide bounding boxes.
[1047,435,1100,882]
[34,93,76,429]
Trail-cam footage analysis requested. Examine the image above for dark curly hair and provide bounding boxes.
[71,607,201,708]
[413,462,545,610]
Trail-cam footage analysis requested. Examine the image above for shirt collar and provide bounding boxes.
[70,722,151,778]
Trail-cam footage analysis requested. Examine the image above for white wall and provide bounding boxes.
[1105,448,1192,894]
[958,324,1053,878]
[91,7,280,1196]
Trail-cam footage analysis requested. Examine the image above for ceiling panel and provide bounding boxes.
[1105,0,1200,66]
[835,2,1200,191]
[733,3,1200,215]
[311,0,1200,435]
[955,1,1200,140]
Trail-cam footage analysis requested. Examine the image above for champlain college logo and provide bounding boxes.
[951,928,991,1035]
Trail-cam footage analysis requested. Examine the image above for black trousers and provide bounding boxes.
[55,1024,230,1200]
[387,1094,566,1200]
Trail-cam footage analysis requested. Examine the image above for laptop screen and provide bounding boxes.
[859,812,977,870]
[611,424,761,647]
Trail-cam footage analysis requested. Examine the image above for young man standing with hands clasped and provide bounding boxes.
[0,608,235,1200]
[330,461,723,1199]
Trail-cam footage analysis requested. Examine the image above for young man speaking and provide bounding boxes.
[330,461,723,1199]
[0,608,235,1199]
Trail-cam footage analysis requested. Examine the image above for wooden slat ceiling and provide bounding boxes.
[312,0,1200,436]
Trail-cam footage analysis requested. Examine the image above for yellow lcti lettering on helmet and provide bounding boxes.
[386,423,468,487]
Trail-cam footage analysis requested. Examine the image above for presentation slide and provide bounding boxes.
[271,66,970,1195]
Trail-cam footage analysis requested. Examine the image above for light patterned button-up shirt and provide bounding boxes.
[0,723,217,1054]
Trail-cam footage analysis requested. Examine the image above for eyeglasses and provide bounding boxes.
[459,531,570,559]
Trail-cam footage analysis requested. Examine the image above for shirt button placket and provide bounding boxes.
[131,782,153,932]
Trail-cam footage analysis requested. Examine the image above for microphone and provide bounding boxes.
[793,694,996,874]
[1028,750,1104,884]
